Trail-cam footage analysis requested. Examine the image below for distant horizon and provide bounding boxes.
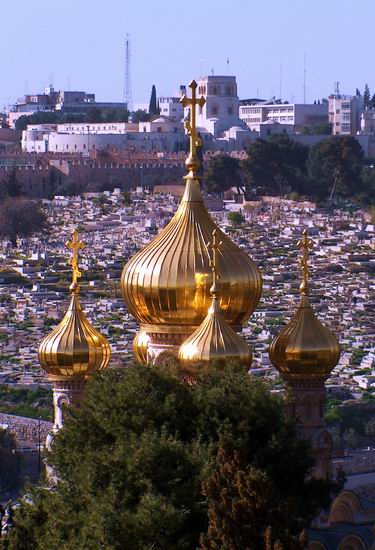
[2,0,375,111]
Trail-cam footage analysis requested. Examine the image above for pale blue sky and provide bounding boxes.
[2,0,375,110]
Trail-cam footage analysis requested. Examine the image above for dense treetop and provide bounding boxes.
[204,135,375,208]
[5,364,336,550]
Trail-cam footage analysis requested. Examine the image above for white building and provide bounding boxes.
[21,118,186,153]
[195,75,247,137]
[7,85,126,128]
[158,86,186,121]
[239,100,328,133]
[328,94,363,135]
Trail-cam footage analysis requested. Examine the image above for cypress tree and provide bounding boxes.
[148,84,158,115]
[364,84,370,108]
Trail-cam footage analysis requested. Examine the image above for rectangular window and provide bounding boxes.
[341,103,350,110]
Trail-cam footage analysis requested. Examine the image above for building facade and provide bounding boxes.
[360,110,375,134]
[22,118,186,153]
[239,100,328,133]
[8,85,127,128]
[195,75,245,136]
[158,86,186,120]
[328,94,363,135]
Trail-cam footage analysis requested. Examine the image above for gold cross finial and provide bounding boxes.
[208,229,223,293]
[297,229,313,295]
[66,229,85,292]
[181,79,206,176]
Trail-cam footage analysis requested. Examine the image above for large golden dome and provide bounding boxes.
[38,230,111,380]
[269,231,340,379]
[121,177,262,328]
[179,230,252,370]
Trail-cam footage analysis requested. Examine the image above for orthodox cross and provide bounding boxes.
[180,80,205,166]
[297,229,313,295]
[209,229,223,289]
[66,229,85,286]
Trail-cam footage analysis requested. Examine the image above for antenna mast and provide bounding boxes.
[303,54,306,104]
[123,34,133,112]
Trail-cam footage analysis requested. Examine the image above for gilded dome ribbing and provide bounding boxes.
[269,230,340,379]
[38,230,111,379]
[179,230,252,369]
[121,81,262,335]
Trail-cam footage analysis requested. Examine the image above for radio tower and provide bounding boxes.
[123,34,133,112]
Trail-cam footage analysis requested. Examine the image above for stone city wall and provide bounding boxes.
[0,413,52,444]
[0,160,186,198]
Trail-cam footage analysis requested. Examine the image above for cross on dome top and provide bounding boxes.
[297,229,314,296]
[66,229,85,292]
[180,79,206,176]
[208,229,223,296]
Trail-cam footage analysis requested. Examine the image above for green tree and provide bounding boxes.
[242,135,309,196]
[3,166,24,198]
[307,136,364,201]
[301,122,332,136]
[7,364,333,550]
[227,211,245,227]
[364,84,371,109]
[0,198,47,246]
[131,110,150,123]
[148,85,158,116]
[200,446,312,550]
[360,166,375,205]
[123,190,132,205]
[204,155,243,194]
[365,418,375,437]
[0,428,18,493]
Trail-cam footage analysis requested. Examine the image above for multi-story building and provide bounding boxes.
[328,94,363,135]
[239,99,328,133]
[195,75,245,136]
[158,86,186,121]
[21,118,186,153]
[8,85,126,128]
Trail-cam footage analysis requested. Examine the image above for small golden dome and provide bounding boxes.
[133,330,150,364]
[269,231,340,379]
[179,230,252,369]
[38,230,111,379]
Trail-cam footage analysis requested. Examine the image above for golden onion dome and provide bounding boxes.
[179,230,252,369]
[38,230,111,379]
[133,330,150,364]
[269,230,340,379]
[121,84,262,331]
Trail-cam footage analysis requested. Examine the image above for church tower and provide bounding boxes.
[121,80,262,367]
[38,229,111,437]
[269,230,340,478]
